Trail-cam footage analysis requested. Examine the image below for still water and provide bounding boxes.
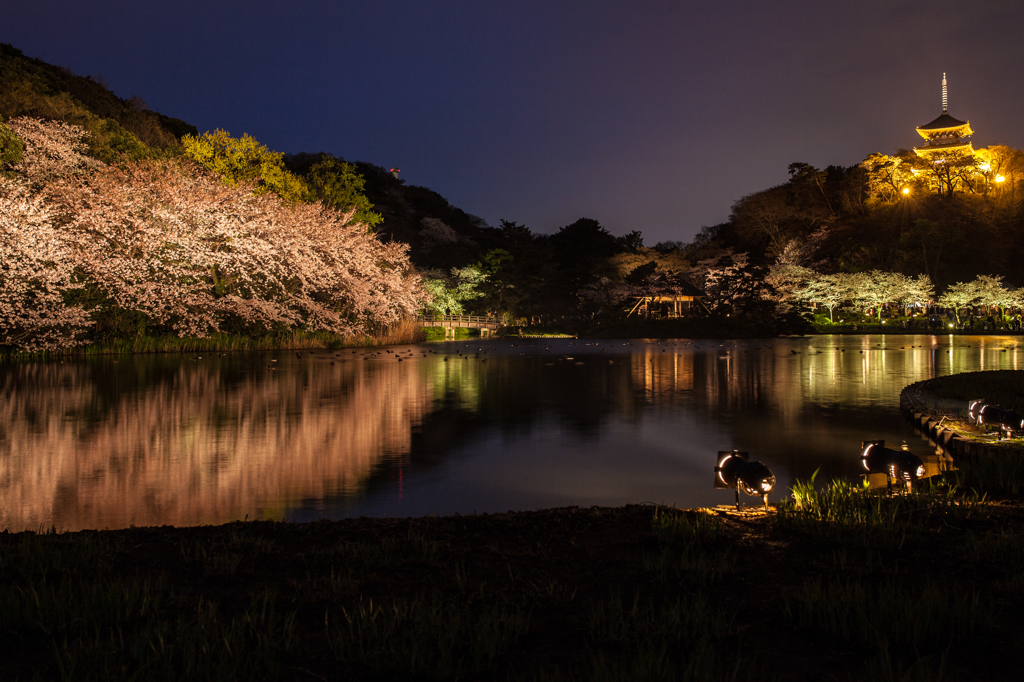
[2,335,1022,532]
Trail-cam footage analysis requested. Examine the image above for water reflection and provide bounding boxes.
[0,354,432,530]
[1,334,1022,531]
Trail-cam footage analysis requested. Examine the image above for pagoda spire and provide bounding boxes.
[914,73,974,157]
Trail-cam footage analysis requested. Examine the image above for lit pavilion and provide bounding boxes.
[913,73,975,158]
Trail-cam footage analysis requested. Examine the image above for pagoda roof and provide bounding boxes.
[916,112,973,135]
[913,140,975,157]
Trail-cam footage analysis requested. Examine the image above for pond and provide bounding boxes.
[2,334,1022,532]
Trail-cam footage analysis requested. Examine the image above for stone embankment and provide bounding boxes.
[900,379,1024,460]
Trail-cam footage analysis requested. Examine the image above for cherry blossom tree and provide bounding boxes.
[895,274,935,316]
[937,275,1014,325]
[854,271,909,324]
[0,118,423,351]
[938,280,983,326]
[796,273,866,323]
[0,178,92,349]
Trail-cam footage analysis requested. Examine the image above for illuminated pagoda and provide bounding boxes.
[913,73,975,158]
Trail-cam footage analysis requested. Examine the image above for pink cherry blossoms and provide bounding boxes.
[0,118,422,351]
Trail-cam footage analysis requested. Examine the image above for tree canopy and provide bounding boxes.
[182,129,309,203]
[0,118,421,351]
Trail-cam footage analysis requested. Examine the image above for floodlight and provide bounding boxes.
[861,440,925,492]
[969,400,1023,439]
[715,450,776,510]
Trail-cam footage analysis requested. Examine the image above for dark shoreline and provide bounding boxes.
[7,329,1024,359]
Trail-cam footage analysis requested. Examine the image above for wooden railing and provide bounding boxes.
[416,315,502,326]
[417,315,501,323]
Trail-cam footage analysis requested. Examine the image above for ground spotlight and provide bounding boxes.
[715,450,776,510]
[969,400,1023,440]
[861,440,925,492]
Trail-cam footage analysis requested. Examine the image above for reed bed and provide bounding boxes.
[776,471,985,548]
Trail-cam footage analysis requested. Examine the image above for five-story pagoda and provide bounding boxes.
[913,73,974,158]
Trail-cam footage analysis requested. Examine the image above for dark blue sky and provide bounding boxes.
[5,0,1024,243]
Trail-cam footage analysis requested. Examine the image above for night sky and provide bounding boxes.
[5,0,1024,243]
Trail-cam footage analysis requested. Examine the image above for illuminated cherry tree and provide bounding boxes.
[0,118,423,350]
[0,178,92,349]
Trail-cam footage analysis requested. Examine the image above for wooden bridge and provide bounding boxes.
[416,315,503,338]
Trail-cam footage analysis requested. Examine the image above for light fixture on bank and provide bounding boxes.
[861,440,925,492]
[969,400,1024,440]
[715,450,776,511]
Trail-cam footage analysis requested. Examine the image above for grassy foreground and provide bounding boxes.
[3,463,1023,681]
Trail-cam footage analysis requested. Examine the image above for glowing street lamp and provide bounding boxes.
[996,175,1006,183]
[715,450,776,510]
[902,187,910,196]
[861,440,924,493]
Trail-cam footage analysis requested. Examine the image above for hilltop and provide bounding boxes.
[0,42,196,162]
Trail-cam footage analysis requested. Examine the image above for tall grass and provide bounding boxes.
[651,509,722,545]
[52,592,298,682]
[646,510,731,585]
[785,578,995,647]
[585,590,754,682]
[325,594,529,678]
[777,472,985,547]
[857,646,951,682]
[785,576,993,681]
[328,529,444,580]
[588,591,733,644]
[0,530,296,681]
